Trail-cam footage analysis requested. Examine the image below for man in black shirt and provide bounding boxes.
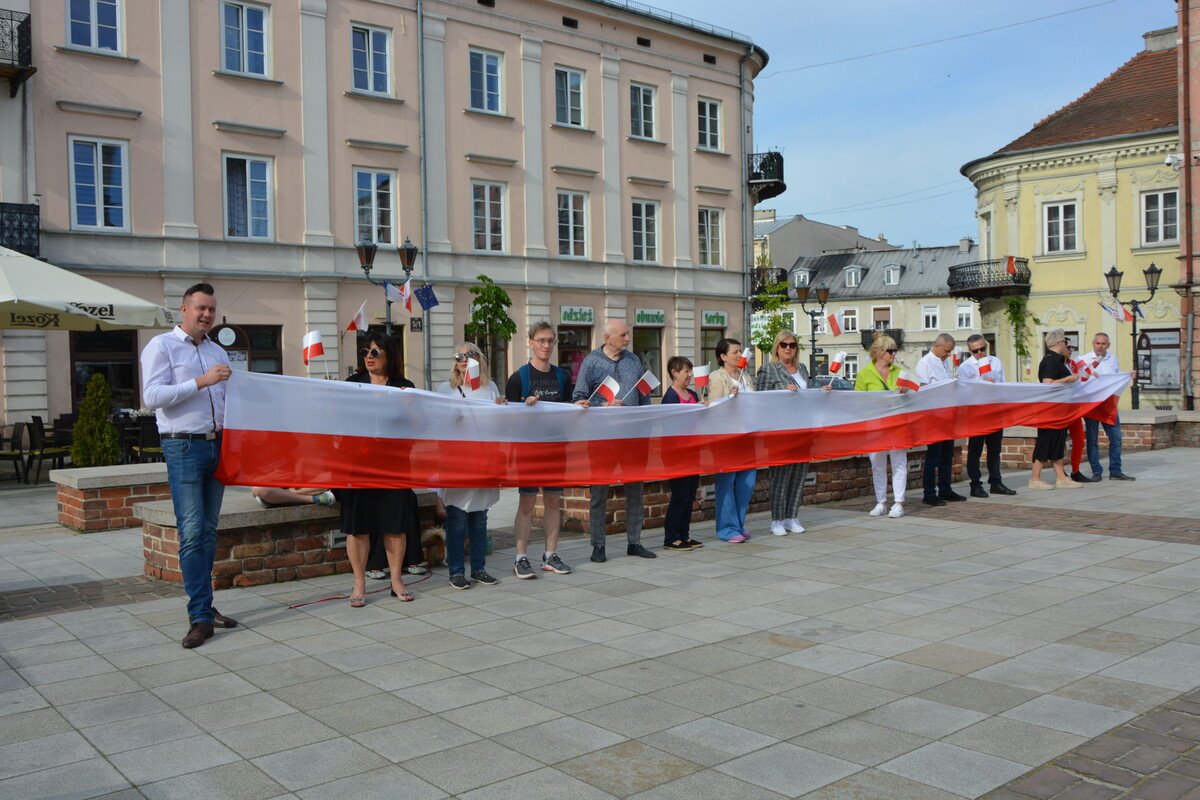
[504,322,573,579]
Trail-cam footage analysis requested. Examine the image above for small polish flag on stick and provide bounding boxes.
[1005,255,1017,275]
[737,348,751,370]
[692,364,711,388]
[591,375,620,404]
[345,301,368,333]
[634,370,660,397]
[829,351,847,374]
[302,330,324,366]
[826,314,842,337]
[977,357,992,377]
[385,279,413,313]
[896,369,920,392]
[952,347,963,367]
[466,358,482,391]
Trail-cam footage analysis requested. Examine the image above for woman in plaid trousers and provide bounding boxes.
[755,330,809,536]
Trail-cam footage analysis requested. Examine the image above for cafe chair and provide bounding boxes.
[25,421,70,485]
[131,418,163,463]
[0,423,26,483]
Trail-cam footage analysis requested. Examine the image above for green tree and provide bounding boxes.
[750,253,794,355]
[464,274,518,380]
[70,373,121,467]
[1004,296,1041,363]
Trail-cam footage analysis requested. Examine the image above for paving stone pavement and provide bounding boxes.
[0,449,1198,798]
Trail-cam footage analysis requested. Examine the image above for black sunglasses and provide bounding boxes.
[359,348,382,359]
[885,349,898,354]
[969,347,986,355]
[778,342,798,349]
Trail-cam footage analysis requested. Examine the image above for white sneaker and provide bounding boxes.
[784,518,805,533]
[770,520,787,536]
[869,502,887,517]
[888,503,904,518]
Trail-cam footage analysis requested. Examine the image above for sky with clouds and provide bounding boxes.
[648,0,1178,248]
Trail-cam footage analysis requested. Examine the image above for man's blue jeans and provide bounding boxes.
[1084,416,1123,476]
[162,438,224,625]
[445,505,488,577]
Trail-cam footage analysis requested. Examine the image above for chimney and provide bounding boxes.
[959,237,973,254]
[1143,26,1178,53]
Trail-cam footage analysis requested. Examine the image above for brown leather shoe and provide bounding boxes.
[212,609,239,629]
[181,622,214,649]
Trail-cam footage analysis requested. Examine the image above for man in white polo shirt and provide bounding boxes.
[1080,332,1135,481]
[916,333,966,505]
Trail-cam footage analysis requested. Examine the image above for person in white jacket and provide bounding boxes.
[956,334,1017,498]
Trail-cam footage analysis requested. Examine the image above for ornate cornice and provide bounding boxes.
[1041,303,1087,324]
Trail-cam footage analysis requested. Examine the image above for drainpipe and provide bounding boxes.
[739,46,753,341]
[417,0,432,389]
[1182,3,1196,408]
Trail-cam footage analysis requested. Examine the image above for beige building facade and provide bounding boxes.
[0,0,776,423]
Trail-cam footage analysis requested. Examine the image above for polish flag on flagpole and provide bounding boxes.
[594,375,620,403]
[829,351,847,374]
[345,301,368,333]
[634,370,661,397]
[826,314,842,337]
[692,364,711,388]
[466,358,482,390]
[1006,256,1018,275]
[302,330,324,366]
[977,357,992,377]
[896,370,920,392]
[385,279,413,313]
[737,348,751,370]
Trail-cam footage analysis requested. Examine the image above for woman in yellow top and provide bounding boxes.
[854,333,910,518]
[708,337,756,542]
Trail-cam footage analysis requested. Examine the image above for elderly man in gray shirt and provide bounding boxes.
[572,319,658,563]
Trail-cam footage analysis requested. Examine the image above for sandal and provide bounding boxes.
[349,594,366,608]
[391,587,415,602]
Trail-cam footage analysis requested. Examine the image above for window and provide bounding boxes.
[630,83,655,139]
[69,0,120,52]
[1143,190,1178,246]
[872,307,891,330]
[222,1,268,76]
[69,137,129,231]
[793,270,810,288]
[955,304,973,330]
[923,305,940,330]
[71,330,136,410]
[632,327,662,397]
[883,265,900,286]
[843,354,859,381]
[697,98,720,150]
[981,212,993,260]
[557,190,586,258]
[554,67,584,127]
[472,181,505,252]
[223,154,273,239]
[844,268,861,288]
[840,308,858,333]
[469,48,502,113]
[1044,201,1078,253]
[700,326,724,369]
[632,200,658,263]
[697,207,722,266]
[354,168,394,245]
[211,324,282,374]
[351,24,390,94]
[559,326,591,384]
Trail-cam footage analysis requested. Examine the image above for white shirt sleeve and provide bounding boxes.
[139,338,199,411]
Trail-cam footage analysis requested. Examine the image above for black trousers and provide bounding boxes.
[967,430,1004,487]
[922,440,954,498]
[664,474,700,544]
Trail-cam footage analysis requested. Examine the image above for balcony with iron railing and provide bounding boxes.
[947,257,1031,302]
[0,203,39,257]
[0,8,34,98]
[748,151,786,204]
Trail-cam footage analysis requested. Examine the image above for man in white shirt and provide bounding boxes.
[916,333,965,505]
[140,283,236,649]
[1081,332,1134,481]
[957,334,1017,498]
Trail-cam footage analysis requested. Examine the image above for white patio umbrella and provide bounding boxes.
[0,246,176,331]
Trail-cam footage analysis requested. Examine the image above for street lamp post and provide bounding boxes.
[1104,262,1162,410]
[794,285,831,379]
[358,238,419,338]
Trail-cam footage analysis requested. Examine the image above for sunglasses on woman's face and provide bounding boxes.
[885,349,898,355]
[359,348,382,359]
[453,352,478,362]
[778,342,798,350]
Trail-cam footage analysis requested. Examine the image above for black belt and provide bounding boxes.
[160,432,222,441]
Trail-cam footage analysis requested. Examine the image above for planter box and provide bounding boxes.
[50,464,172,532]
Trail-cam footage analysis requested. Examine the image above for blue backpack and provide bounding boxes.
[518,363,568,401]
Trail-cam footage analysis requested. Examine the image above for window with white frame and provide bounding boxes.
[222,1,268,76]
[554,67,584,127]
[923,305,940,330]
[955,304,973,330]
[351,24,390,95]
[69,137,129,231]
[472,181,505,252]
[872,306,891,330]
[469,48,502,113]
[68,0,121,51]
[844,268,861,288]
[1043,201,1078,253]
[223,154,273,239]
[843,354,859,381]
[697,207,722,266]
[556,190,586,258]
[1143,190,1178,246]
[883,265,900,286]
[630,83,655,139]
[354,168,394,245]
[697,98,720,150]
[632,200,658,263]
[840,308,858,333]
[794,270,810,287]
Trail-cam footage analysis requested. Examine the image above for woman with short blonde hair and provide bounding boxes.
[756,329,810,535]
[855,332,909,518]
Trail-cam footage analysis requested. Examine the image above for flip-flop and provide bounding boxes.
[391,588,415,602]
[349,594,366,608]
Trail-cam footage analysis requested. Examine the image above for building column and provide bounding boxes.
[674,296,696,362]
[525,289,551,341]
[671,73,692,267]
[522,37,547,258]
[601,55,623,263]
[426,284,456,382]
[299,0,334,253]
[604,293,627,322]
[303,281,340,377]
[159,0,197,241]
[422,14,451,254]
[0,331,48,425]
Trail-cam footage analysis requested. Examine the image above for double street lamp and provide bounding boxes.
[794,284,831,379]
[358,237,419,337]
[1104,262,1162,410]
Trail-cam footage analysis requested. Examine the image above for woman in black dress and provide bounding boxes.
[340,331,419,606]
[1030,328,1081,490]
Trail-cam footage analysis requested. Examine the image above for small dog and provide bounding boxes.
[421,527,447,568]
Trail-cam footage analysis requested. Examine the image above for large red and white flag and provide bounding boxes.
[693,364,711,388]
[467,358,482,390]
[217,373,1131,489]
[896,370,920,392]
[302,330,324,365]
[829,351,847,374]
[345,301,368,333]
[595,376,620,403]
[826,314,842,337]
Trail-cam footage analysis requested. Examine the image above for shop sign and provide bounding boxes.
[701,310,728,328]
[560,306,594,325]
[634,308,666,326]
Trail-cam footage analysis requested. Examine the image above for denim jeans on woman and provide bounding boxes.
[162,438,224,625]
[715,469,756,540]
[445,505,488,577]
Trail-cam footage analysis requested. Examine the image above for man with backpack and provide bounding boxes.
[504,322,574,579]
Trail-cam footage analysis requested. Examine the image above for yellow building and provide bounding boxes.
[959,28,1180,407]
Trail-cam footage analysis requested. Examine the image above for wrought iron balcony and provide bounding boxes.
[748,151,786,204]
[0,9,35,98]
[860,328,904,350]
[0,202,39,257]
[947,257,1031,301]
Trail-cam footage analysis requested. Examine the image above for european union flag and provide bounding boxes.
[414,284,439,311]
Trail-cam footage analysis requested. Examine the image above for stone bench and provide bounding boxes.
[136,489,439,589]
[51,464,172,532]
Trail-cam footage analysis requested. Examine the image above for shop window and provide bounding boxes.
[632,327,662,396]
[557,326,592,385]
[71,330,138,410]
[700,327,724,369]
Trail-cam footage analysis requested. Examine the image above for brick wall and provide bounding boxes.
[1178,421,1200,447]
[58,482,172,532]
